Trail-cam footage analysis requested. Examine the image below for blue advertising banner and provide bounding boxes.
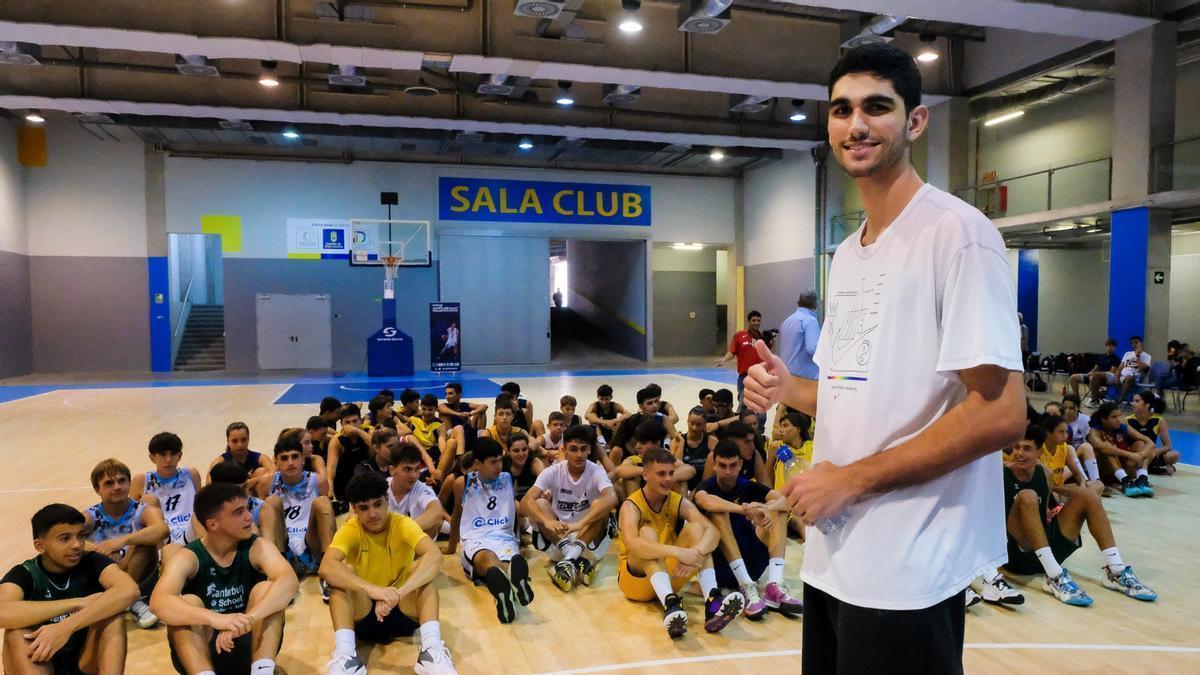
[430,302,461,373]
[438,177,651,226]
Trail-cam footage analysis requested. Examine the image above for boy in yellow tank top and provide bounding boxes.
[617,448,744,639]
[408,394,461,482]
[1040,415,1103,497]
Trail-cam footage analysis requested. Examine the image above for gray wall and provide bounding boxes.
[223,258,438,372]
[744,258,818,335]
[30,257,150,372]
[652,271,718,356]
[567,240,648,360]
[1035,247,1111,354]
[0,250,32,378]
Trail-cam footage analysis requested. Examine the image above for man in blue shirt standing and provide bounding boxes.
[776,291,820,380]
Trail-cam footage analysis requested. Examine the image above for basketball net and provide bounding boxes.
[383,255,401,298]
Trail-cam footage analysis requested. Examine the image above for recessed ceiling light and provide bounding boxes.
[555,81,575,106]
[788,99,806,123]
[518,138,535,150]
[916,33,939,63]
[24,110,44,124]
[282,128,300,139]
[710,148,726,162]
[259,60,280,87]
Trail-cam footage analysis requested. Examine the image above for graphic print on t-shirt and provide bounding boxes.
[826,273,885,378]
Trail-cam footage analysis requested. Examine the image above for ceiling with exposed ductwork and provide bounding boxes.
[0,0,1189,175]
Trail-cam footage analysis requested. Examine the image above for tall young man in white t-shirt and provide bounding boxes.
[743,43,1026,673]
[521,424,618,592]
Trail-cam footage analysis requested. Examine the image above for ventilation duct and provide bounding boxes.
[729,94,770,114]
[514,0,566,19]
[678,0,734,34]
[0,41,40,65]
[328,64,367,87]
[175,54,220,77]
[841,15,907,49]
[477,73,515,96]
[603,83,641,104]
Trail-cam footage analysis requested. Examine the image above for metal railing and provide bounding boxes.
[173,276,194,338]
[1153,135,1200,193]
[953,156,1112,218]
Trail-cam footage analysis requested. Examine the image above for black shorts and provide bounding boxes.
[170,632,253,675]
[354,607,420,644]
[1004,518,1082,575]
[803,585,966,674]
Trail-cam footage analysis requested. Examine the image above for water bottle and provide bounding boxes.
[775,445,850,535]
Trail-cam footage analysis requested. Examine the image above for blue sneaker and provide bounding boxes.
[1102,565,1157,601]
[1121,476,1140,498]
[1134,475,1154,497]
[1043,568,1093,607]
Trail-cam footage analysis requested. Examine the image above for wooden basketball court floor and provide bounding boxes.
[1,368,1197,674]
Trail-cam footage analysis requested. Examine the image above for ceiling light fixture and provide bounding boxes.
[710,148,726,162]
[619,0,644,33]
[983,110,1024,127]
[555,81,575,106]
[518,138,535,150]
[916,33,939,63]
[788,99,807,123]
[282,127,300,139]
[672,243,704,250]
[258,60,280,87]
[24,110,45,124]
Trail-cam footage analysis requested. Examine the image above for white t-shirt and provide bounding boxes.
[387,477,438,520]
[1118,350,1152,379]
[807,183,1022,611]
[532,460,613,523]
[1066,413,1091,447]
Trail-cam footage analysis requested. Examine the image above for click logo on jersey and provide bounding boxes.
[472,515,511,528]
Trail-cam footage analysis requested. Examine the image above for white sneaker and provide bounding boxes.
[327,653,367,675]
[130,599,158,629]
[964,587,982,610]
[981,574,1025,605]
[415,643,458,675]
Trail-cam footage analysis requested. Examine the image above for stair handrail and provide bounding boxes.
[173,277,195,338]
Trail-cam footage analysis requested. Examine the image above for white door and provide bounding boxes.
[256,294,332,369]
[439,235,550,365]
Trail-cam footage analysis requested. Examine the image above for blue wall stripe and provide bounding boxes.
[1108,207,1149,345]
[147,257,172,372]
[1016,249,1039,353]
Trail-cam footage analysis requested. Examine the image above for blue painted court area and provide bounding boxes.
[1174,429,1200,466]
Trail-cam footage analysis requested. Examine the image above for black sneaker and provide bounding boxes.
[662,593,688,638]
[574,557,598,587]
[484,567,516,624]
[509,555,535,606]
[548,560,576,592]
[321,579,332,604]
[703,588,744,633]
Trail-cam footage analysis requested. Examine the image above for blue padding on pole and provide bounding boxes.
[1017,249,1039,353]
[1108,207,1149,345]
[148,257,172,372]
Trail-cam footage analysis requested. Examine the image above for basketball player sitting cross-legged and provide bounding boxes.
[438,383,487,450]
[209,422,275,482]
[609,421,695,501]
[481,394,526,452]
[1003,424,1157,607]
[1,504,141,675]
[322,473,458,675]
[693,440,802,621]
[448,438,535,624]
[533,411,568,463]
[521,424,619,592]
[617,448,744,639]
[83,459,169,630]
[151,482,298,675]
[131,431,203,548]
[253,432,336,601]
[387,441,448,541]
[209,461,265,532]
[585,384,627,450]
[407,394,460,484]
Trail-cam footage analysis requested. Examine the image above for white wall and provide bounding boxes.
[743,151,816,266]
[963,28,1094,91]
[25,116,146,257]
[1169,232,1200,343]
[0,119,27,254]
[1035,247,1111,354]
[651,247,716,272]
[165,157,736,258]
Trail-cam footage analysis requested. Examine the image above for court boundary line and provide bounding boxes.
[535,643,1200,674]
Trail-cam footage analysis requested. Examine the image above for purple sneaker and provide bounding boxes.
[763,581,803,615]
[741,583,767,620]
[703,589,744,633]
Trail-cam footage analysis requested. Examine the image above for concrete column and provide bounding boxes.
[1112,22,1176,200]
[1017,249,1039,353]
[925,97,970,193]
[144,147,172,371]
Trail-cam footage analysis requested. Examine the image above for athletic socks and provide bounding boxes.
[1101,547,1125,574]
[560,540,584,562]
[1084,458,1100,481]
[650,571,674,606]
[768,558,786,585]
[1114,468,1129,482]
[333,628,357,657]
[1035,547,1064,579]
[729,559,754,587]
[419,621,443,651]
[250,659,275,675]
[1135,468,1148,479]
[698,568,718,598]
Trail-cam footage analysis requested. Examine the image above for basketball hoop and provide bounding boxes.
[382,255,401,298]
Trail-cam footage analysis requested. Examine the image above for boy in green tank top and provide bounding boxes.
[1,503,140,675]
[151,483,299,675]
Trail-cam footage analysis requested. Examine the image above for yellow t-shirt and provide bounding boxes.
[768,440,813,492]
[409,417,442,449]
[329,512,426,588]
[618,489,681,566]
[1041,443,1070,487]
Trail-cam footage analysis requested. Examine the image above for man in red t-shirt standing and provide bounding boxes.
[715,311,766,411]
